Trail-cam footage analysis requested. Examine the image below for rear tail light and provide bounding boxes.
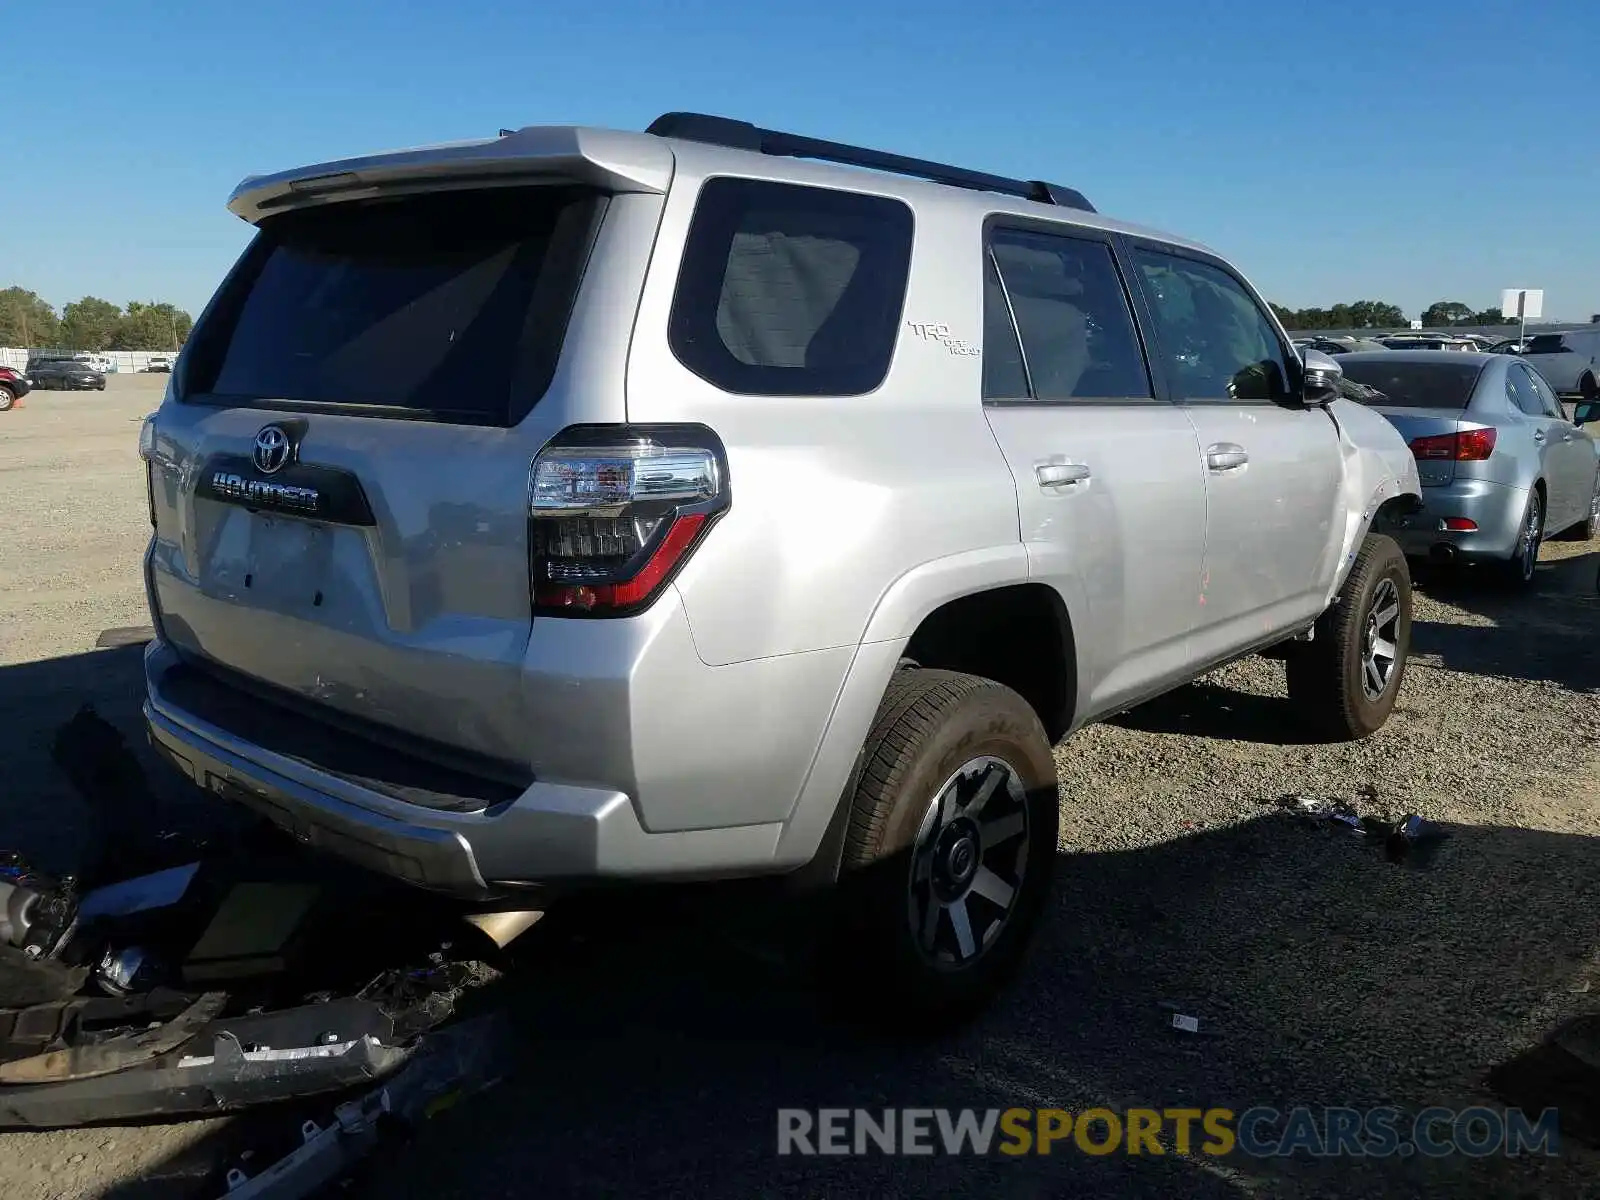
[1409,428,1496,461]
[528,424,728,617]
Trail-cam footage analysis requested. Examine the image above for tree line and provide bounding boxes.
[1269,298,1517,331]
[0,287,194,353]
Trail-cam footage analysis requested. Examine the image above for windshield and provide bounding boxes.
[187,185,604,425]
[1337,359,1485,409]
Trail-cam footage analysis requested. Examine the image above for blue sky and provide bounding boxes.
[4,0,1596,322]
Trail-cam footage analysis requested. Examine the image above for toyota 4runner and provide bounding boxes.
[139,113,1422,1022]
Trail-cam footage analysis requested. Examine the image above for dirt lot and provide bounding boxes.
[1,380,1597,1199]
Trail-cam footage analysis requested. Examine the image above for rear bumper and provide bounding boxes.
[1372,477,1528,561]
[143,639,788,900]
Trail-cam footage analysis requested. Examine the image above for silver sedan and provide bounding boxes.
[1340,350,1600,586]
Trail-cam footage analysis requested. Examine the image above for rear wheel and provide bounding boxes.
[1581,374,1599,403]
[827,668,1059,1030]
[0,385,13,412]
[1286,533,1411,741]
[1500,489,1544,585]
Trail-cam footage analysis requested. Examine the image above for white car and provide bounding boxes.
[1518,329,1600,399]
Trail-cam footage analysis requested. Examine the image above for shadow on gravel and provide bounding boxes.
[1410,549,1600,693]
[5,649,1599,1200]
[1107,679,1319,746]
[77,818,1600,1200]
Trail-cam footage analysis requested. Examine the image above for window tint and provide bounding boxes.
[1132,249,1290,401]
[196,186,604,425]
[985,228,1151,401]
[1506,365,1545,416]
[668,178,913,396]
[1523,366,1566,418]
[1524,335,1569,355]
[1338,359,1484,410]
[982,252,1029,399]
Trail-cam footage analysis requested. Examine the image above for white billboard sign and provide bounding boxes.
[1501,288,1544,320]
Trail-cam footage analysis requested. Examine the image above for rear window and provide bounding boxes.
[1337,359,1485,409]
[1524,335,1569,354]
[668,178,913,396]
[186,186,605,425]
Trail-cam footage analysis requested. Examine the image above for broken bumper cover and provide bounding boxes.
[0,997,413,1129]
[143,641,770,899]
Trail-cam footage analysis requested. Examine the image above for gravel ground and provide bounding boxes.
[0,384,1596,1199]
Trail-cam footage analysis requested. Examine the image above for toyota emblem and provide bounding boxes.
[253,425,292,474]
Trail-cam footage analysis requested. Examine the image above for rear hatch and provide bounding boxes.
[1338,358,1491,486]
[145,161,648,776]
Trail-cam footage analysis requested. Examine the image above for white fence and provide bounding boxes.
[0,347,177,374]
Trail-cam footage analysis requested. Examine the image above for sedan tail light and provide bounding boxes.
[1409,428,1496,461]
[528,424,728,617]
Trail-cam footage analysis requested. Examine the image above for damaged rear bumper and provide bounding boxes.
[142,641,655,900]
[0,996,413,1129]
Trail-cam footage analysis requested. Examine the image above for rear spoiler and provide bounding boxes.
[226,125,674,224]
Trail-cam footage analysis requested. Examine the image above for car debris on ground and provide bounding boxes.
[1,704,538,1198]
[1272,791,1451,867]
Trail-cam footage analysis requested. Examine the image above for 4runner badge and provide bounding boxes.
[906,321,980,357]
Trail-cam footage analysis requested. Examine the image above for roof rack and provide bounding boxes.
[645,112,1095,213]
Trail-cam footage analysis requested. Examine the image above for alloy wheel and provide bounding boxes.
[906,756,1030,970]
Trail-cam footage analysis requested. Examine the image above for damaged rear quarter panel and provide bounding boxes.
[1324,397,1422,603]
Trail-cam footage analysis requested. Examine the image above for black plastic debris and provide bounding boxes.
[1383,813,1450,867]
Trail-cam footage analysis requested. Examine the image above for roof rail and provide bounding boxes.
[645,112,1095,213]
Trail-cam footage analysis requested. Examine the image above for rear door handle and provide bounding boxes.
[1205,443,1249,472]
[1035,462,1091,488]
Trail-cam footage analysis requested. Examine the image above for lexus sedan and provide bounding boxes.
[29,359,107,391]
[1345,351,1600,586]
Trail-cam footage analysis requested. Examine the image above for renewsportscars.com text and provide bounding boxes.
[777,1106,1561,1159]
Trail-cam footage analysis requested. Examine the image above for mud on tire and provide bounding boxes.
[1286,533,1412,741]
[825,668,1060,1031]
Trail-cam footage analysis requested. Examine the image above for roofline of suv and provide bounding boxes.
[224,117,1217,259]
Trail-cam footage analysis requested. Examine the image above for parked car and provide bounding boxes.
[29,358,106,391]
[1379,335,1476,351]
[1340,351,1600,584]
[0,366,31,411]
[1486,338,1529,355]
[143,356,175,373]
[137,112,1422,1023]
[1516,329,1600,400]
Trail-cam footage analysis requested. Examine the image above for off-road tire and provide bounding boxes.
[825,668,1059,1031]
[1286,533,1411,741]
[0,386,13,412]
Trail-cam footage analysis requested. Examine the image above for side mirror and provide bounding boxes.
[1574,400,1600,426]
[1301,348,1343,406]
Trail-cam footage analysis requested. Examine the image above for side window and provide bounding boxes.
[982,252,1030,400]
[1130,248,1291,401]
[1506,365,1545,417]
[668,178,913,396]
[985,228,1152,402]
[1524,367,1566,419]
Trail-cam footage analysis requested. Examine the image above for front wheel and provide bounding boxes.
[827,668,1059,1031]
[1286,533,1412,741]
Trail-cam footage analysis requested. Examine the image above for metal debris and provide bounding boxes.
[1274,793,1449,868]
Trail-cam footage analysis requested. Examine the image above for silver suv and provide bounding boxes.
[139,113,1422,1022]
